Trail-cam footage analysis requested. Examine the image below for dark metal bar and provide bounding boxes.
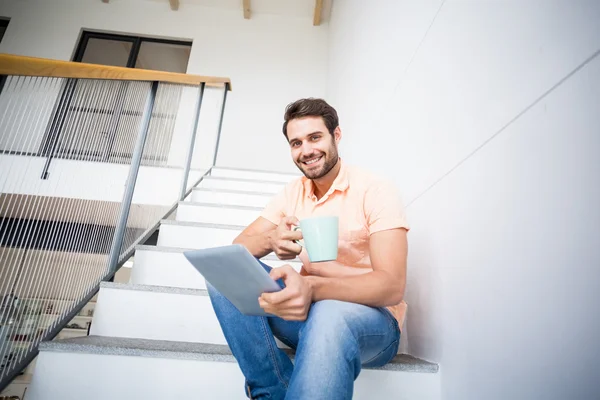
[212,82,229,167]
[39,78,78,180]
[107,81,158,274]
[0,74,7,96]
[179,82,205,201]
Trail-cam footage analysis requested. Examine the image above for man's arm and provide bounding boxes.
[261,228,407,319]
[233,216,303,260]
[306,228,407,307]
[233,217,277,258]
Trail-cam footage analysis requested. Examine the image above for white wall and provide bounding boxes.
[328,1,600,399]
[0,0,328,173]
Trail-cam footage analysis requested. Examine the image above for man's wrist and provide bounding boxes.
[304,275,322,302]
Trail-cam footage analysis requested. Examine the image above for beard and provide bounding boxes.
[296,145,339,180]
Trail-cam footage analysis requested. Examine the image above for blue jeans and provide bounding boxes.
[206,261,400,400]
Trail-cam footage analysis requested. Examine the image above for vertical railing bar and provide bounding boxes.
[0,78,49,376]
[45,80,105,328]
[117,82,148,253]
[0,78,48,307]
[39,78,78,179]
[212,82,229,167]
[179,82,205,201]
[21,80,92,341]
[7,78,93,367]
[5,77,79,366]
[0,79,49,336]
[100,81,124,163]
[107,81,158,274]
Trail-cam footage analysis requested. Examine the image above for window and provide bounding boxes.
[0,18,9,43]
[43,32,192,166]
[73,31,192,72]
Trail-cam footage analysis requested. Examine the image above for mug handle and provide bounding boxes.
[293,226,304,247]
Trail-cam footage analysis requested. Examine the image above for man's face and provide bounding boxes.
[286,116,341,180]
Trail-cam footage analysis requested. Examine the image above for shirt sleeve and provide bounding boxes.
[260,187,287,226]
[364,180,410,235]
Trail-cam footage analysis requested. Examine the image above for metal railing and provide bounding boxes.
[0,54,231,390]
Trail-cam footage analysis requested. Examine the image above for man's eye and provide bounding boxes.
[311,136,320,141]
[291,142,301,147]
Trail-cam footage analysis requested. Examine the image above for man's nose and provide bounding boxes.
[300,142,315,156]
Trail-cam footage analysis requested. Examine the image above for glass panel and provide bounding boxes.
[135,41,191,73]
[80,38,133,67]
[0,25,7,43]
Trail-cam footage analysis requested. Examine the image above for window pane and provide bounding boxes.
[0,19,9,43]
[80,38,133,67]
[135,41,191,73]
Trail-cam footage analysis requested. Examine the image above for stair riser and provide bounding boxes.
[198,179,284,194]
[29,351,441,400]
[90,288,227,344]
[131,249,302,290]
[157,224,241,248]
[176,204,261,225]
[190,190,272,208]
[211,168,297,183]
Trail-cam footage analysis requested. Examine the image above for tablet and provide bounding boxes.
[183,244,282,316]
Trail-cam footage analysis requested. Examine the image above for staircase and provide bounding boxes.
[25,167,440,399]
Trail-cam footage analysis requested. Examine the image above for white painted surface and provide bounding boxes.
[210,167,300,183]
[198,177,285,194]
[156,222,242,248]
[130,247,301,289]
[90,286,226,344]
[0,0,327,173]
[28,350,440,400]
[190,188,274,208]
[175,202,261,226]
[328,1,600,399]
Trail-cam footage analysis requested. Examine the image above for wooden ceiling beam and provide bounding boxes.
[169,0,179,11]
[243,0,251,19]
[313,0,323,26]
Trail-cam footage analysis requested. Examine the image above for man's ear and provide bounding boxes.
[334,126,342,144]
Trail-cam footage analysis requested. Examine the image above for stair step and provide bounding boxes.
[156,220,244,248]
[210,166,299,183]
[29,336,440,399]
[40,335,439,373]
[176,201,262,225]
[131,245,301,289]
[190,187,274,207]
[197,176,286,194]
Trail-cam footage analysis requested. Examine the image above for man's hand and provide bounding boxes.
[268,216,303,260]
[259,265,312,321]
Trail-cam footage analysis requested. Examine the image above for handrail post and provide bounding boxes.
[178,82,205,201]
[107,81,159,274]
[212,82,229,167]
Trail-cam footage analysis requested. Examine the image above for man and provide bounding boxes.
[207,98,409,400]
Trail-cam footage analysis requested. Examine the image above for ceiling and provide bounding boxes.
[138,0,333,24]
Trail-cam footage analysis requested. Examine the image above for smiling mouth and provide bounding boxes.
[301,156,323,166]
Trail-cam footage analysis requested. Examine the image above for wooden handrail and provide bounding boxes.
[0,54,232,90]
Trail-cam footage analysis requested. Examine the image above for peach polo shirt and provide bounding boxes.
[261,160,409,330]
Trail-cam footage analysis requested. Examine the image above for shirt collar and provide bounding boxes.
[302,158,349,200]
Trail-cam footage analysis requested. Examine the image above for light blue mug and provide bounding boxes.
[294,216,339,262]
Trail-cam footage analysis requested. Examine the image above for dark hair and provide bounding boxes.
[282,98,339,138]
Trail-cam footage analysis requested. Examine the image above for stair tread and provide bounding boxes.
[100,282,208,296]
[39,335,439,373]
[178,201,263,211]
[159,220,246,230]
[212,166,300,177]
[202,176,289,185]
[191,187,276,196]
[135,245,301,263]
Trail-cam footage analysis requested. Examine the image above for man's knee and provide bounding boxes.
[303,300,362,344]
